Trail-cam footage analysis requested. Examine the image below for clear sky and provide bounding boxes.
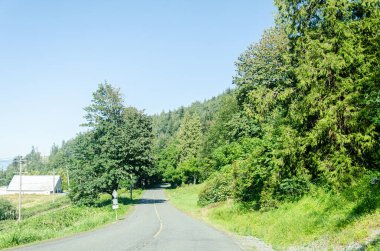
[0,0,276,161]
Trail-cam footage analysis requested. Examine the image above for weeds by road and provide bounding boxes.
[166,184,380,250]
[0,189,142,249]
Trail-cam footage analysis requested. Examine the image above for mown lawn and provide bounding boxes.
[0,189,142,249]
[166,185,380,250]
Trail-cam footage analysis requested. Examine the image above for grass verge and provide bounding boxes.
[165,185,204,215]
[0,189,143,249]
[165,184,380,250]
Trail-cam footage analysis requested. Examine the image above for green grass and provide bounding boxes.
[166,185,380,250]
[2,194,59,208]
[165,184,204,214]
[0,189,143,249]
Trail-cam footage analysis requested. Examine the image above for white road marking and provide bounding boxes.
[153,190,163,239]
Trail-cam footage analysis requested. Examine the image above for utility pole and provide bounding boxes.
[17,156,25,223]
[66,166,70,192]
[52,168,55,203]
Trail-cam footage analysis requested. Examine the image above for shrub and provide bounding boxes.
[276,176,310,201]
[233,157,272,204]
[198,166,233,206]
[0,198,16,220]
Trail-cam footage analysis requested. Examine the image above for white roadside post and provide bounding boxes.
[112,189,119,220]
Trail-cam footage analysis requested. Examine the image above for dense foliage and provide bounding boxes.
[154,0,380,209]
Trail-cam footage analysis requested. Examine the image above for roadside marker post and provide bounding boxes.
[112,190,119,220]
[112,190,118,199]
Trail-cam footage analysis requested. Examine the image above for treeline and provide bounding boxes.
[155,0,380,209]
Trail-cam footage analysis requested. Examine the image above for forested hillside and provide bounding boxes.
[154,0,380,211]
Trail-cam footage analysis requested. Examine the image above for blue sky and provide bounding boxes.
[0,0,276,160]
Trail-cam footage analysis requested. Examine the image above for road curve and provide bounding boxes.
[13,188,242,251]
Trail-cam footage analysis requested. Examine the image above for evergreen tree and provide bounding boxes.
[174,112,203,184]
[275,0,380,188]
[176,112,203,163]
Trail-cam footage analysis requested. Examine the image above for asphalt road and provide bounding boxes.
[13,188,242,251]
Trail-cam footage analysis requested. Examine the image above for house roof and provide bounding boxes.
[7,175,61,191]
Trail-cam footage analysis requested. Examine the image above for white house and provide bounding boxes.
[6,175,62,195]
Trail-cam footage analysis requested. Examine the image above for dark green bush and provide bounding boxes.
[276,176,310,201]
[0,198,16,220]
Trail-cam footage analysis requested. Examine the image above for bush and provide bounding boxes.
[233,158,272,204]
[0,198,16,220]
[198,166,233,206]
[276,176,310,201]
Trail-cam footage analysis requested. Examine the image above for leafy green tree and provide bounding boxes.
[158,140,181,186]
[122,107,154,185]
[69,83,153,205]
[68,132,100,205]
[177,157,200,184]
[163,166,183,187]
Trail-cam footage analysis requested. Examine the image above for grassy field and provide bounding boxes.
[165,185,380,250]
[0,189,143,249]
[3,194,60,208]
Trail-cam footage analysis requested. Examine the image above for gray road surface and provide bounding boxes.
[13,188,242,251]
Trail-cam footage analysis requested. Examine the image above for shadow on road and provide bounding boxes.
[136,198,166,204]
[95,185,169,207]
[98,196,166,207]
